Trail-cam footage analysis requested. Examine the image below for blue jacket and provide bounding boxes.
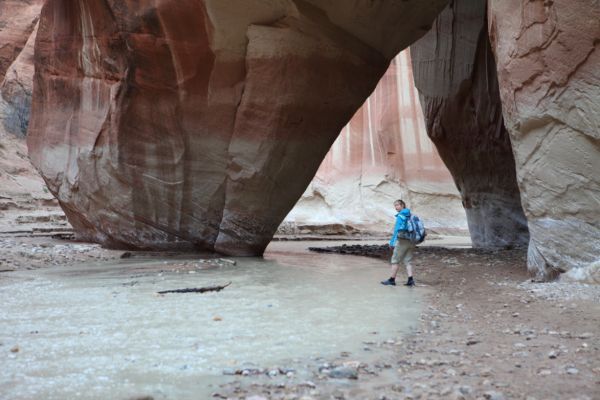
[389,208,411,247]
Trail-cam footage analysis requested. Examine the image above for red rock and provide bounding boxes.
[410,0,529,248]
[1,22,37,137]
[488,0,600,278]
[0,3,48,205]
[0,0,43,82]
[27,0,448,254]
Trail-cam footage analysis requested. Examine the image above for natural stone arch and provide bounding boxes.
[27,0,448,255]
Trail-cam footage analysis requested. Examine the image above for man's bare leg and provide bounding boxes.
[405,263,415,286]
[381,263,400,285]
[390,263,400,278]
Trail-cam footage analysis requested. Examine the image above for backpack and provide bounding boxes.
[406,214,426,244]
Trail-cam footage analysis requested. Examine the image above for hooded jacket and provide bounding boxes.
[389,208,411,247]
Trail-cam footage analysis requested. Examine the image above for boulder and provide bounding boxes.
[488,0,600,278]
[27,0,448,254]
[410,0,529,249]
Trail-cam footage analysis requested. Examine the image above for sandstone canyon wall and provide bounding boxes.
[488,0,600,278]
[0,0,43,138]
[0,0,49,204]
[1,22,37,138]
[27,0,448,255]
[410,0,529,249]
[284,50,467,235]
[0,0,42,82]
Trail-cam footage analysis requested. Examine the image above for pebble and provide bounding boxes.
[565,367,579,375]
[538,369,552,376]
[548,350,558,359]
[457,385,472,395]
[327,366,358,380]
[483,390,505,400]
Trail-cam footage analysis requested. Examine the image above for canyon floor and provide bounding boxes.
[213,243,600,400]
[0,209,599,400]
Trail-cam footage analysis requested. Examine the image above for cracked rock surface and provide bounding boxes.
[488,0,600,278]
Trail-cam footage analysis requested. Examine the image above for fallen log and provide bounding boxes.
[157,282,231,295]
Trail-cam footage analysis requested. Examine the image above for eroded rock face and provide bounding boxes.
[488,0,600,277]
[410,0,529,249]
[28,0,448,254]
[0,0,43,137]
[285,51,467,235]
[1,23,37,138]
[0,1,42,80]
[0,1,49,204]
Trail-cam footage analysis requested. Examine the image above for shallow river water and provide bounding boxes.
[1,241,422,400]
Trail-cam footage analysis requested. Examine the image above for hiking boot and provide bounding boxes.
[404,277,415,287]
[380,278,396,286]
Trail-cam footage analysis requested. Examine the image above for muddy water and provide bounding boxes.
[1,241,422,400]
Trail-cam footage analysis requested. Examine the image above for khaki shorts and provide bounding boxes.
[391,239,414,265]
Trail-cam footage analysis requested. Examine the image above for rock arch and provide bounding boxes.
[27,0,448,254]
[23,0,600,280]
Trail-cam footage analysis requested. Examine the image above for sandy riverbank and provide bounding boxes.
[213,244,599,400]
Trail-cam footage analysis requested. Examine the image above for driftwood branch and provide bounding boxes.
[157,281,231,295]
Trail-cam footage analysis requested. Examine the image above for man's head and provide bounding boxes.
[394,199,405,211]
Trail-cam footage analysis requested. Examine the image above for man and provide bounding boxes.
[381,199,415,287]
